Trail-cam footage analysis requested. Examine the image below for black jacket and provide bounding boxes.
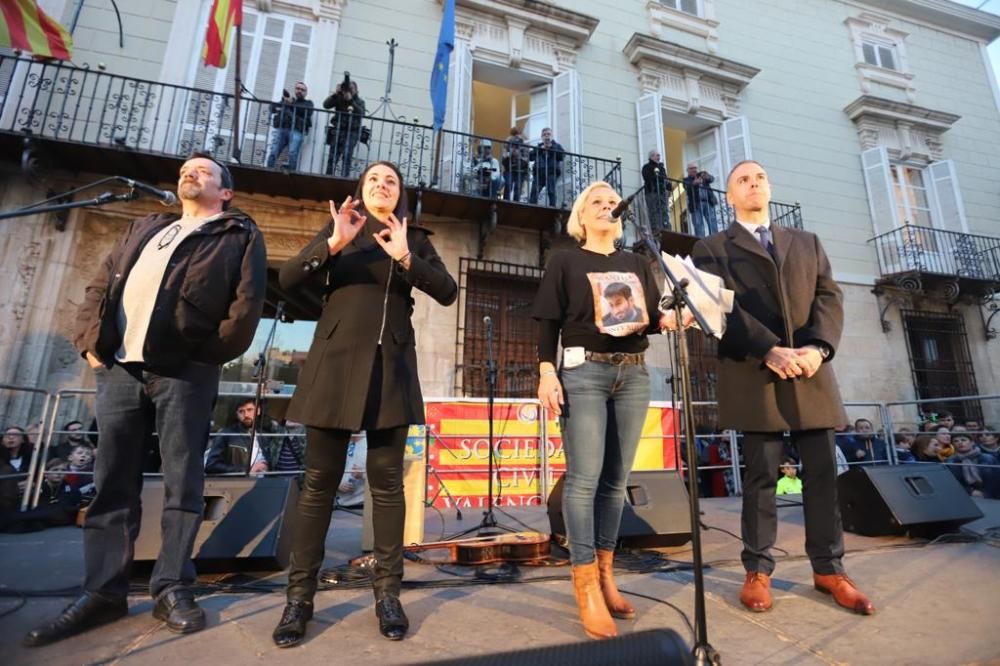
[271,97,314,133]
[642,160,671,195]
[74,209,267,371]
[279,221,457,430]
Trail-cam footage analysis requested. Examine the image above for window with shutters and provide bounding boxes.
[647,0,719,53]
[179,6,314,166]
[659,0,701,17]
[845,14,914,100]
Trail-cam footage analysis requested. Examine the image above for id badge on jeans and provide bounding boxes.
[563,346,585,369]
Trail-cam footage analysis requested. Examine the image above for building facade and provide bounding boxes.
[1,0,998,431]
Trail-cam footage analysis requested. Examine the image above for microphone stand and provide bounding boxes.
[617,185,721,666]
[249,301,285,477]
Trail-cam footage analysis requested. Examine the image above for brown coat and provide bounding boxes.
[691,223,848,432]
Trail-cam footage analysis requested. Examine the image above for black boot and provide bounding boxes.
[24,592,128,647]
[272,599,314,648]
[153,588,205,634]
[375,594,409,641]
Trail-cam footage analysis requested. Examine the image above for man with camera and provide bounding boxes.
[468,140,502,198]
[502,127,530,201]
[266,82,314,171]
[324,73,367,177]
[683,162,719,237]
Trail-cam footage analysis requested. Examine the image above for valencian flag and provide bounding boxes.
[201,0,242,68]
[0,0,74,60]
[429,0,455,131]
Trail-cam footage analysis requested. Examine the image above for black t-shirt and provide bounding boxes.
[532,247,662,362]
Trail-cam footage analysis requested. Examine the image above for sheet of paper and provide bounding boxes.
[659,253,734,339]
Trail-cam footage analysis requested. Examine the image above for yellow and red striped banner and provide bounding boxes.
[424,400,678,509]
[0,0,73,60]
[201,0,241,68]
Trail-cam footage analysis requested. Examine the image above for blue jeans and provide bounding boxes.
[266,127,305,170]
[84,361,219,599]
[559,360,651,564]
[690,200,718,237]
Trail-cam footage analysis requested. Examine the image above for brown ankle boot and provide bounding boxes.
[596,549,636,619]
[571,562,617,639]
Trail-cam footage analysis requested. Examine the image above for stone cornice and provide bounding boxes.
[256,0,349,22]
[844,94,960,130]
[623,33,760,88]
[854,0,1000,41]
[449,0,600,46]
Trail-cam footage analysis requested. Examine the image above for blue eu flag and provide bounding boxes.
[430,0,455,131]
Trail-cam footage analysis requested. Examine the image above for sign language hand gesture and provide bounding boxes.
[373,213,411,265]
[327,195,367,254]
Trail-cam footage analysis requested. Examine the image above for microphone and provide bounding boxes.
[118,177,178,205]
[483,315,492,327]
[610,189,640,219]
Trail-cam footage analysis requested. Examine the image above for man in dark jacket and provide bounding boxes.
[642,149,672,233]
[683,162,719,237]
[266,82,314,171]
[324,79,366,177]
[691,160,874,617]
[25,153,267,647]
[205,398,304,474]
[528,127,565,207]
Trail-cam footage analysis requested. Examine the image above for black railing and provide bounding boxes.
[870,225,1000,281]
[0,55,622,210]
[623,175,803,244]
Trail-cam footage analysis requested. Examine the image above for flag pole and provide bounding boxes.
[231,18,243,163]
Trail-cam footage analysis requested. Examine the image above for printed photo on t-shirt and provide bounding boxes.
[587,271,648,336]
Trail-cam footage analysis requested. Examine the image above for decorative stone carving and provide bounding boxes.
[844,95,959,164]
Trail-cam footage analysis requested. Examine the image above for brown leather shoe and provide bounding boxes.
[813,574,875,615]
[596,549,636,620]
[739,572,772,612]
[571,562,617,639]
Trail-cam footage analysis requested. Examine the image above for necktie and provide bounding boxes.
[754,226,775,259]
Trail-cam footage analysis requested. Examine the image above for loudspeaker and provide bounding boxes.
[548,470,691,548]
[428,628,692,666]
[134,475,301,571]
[838,464,983,537]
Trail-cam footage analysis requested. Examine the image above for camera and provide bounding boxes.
[341,71,351,89]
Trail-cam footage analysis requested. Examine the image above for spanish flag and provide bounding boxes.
[201,0,241,69]
[0,0,74,61]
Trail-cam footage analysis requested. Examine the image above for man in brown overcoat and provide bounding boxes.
[691,160,875,615]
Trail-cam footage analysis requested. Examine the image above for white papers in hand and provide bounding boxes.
[659,253,734,339]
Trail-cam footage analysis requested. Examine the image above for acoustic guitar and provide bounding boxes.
[404,531,551,566]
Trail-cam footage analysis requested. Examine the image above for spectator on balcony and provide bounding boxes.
[205,398,304,475]
[324,79,367,178]
[467,140,502,199]
[946,426,999,499]
[502,127,530,202]
[683,163,718,237]
[846,418,888,465]
[776,458,803,495]
[978,426,998,456]
[50,420,86,461]
[934,426,955,461]
[937,411,955,429]
[893,427,917,463]
[642,149,672,234]
[64,443,96,496]
[528,127,565,207]
[911,434,940,463]
[266,82,314,171]
[2,426,33,476]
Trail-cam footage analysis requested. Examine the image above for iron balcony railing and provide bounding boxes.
[869,224,1000,281]
[0,55,621,209]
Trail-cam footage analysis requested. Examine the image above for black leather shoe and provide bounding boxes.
[375,594,409,641]
[272,600,314,648]
[152,588,205,634]
[23,592,128,647]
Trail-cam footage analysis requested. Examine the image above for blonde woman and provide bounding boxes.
[532,181,671,639]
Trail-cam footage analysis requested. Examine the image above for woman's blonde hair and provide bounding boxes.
[566,181,623,242]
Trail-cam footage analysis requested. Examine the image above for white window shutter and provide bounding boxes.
[860,147,900,235]
[926,160,969,234]
[720,116,751,178]
[553,70,581,154]
[635,93,664,172]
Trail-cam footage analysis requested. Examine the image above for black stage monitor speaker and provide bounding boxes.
[134,475,301,571]
[548,470,691,548]
[838,464,983,538]
[428,628,692,666]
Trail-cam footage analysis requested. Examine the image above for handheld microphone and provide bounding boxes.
[610,190,640,220]
[118,177,178,206]
[483,315,492,327]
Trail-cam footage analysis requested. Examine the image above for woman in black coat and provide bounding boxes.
[272,161,457,647]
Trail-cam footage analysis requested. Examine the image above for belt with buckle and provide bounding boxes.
[584,351,645,366]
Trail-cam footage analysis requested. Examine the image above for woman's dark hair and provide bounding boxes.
[352,161,409,221]
[911,434,936,460]
[1,426,30,462]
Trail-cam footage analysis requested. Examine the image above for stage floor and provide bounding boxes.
[2,496,999,665]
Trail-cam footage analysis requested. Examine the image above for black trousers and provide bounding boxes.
[286,425,408,601]
[741,429,845,576]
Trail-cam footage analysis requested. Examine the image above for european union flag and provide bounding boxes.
[430,0,455,131]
